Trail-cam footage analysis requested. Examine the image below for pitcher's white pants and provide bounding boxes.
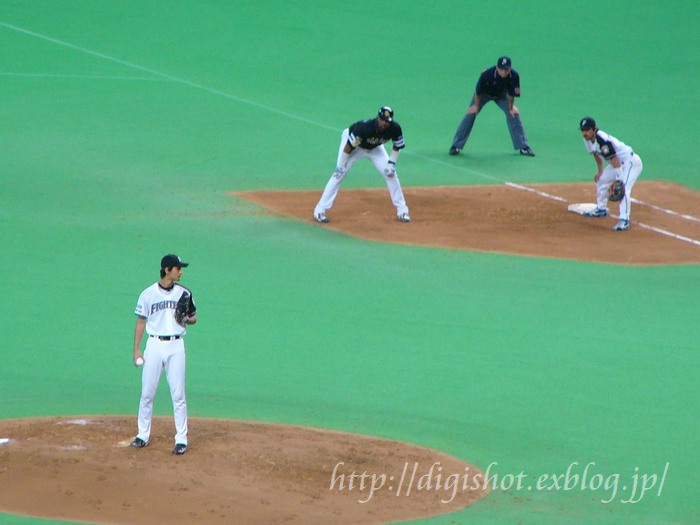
[596,153,643,221]
[136,337,188,445]
[314,129,409,216]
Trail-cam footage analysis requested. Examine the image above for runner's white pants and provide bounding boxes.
[136,337,188,445]
[314,129,409,216]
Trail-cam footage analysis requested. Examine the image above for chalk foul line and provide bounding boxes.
[631,197,700,224]
[505,183,700,248]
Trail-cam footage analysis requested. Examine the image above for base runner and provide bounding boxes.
[314,106,410,223]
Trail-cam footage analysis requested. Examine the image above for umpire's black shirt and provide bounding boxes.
[475,66,521,99]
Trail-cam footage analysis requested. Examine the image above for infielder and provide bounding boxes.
[131,254,197,455]
[579,117,643,231]
[314,106,410,223]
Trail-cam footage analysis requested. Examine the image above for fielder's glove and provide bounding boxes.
[608,180,625,202]
[174,291,194,327]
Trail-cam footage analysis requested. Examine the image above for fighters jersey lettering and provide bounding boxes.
[347,119,405,151]
[584,130,633,164]
[475,66,521,98]
[135,283,196,336]
[151,300,178,314]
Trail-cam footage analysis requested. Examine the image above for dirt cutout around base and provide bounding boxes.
[233,181,700,265]
[0,416,487,525]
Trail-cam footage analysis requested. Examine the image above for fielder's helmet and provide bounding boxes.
[579,117,596,130]
[378,106,394,122]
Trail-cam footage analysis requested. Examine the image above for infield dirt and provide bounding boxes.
[234,181,700,266]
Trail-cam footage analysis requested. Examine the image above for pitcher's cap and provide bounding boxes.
[161,254,189,268]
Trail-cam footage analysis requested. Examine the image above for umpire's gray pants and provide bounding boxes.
[451,94,530,151]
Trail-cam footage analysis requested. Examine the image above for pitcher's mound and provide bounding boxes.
[233,181,700,265]
[0,416,488,524]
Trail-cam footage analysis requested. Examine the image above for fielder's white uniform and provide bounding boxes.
[584,130,643,221]
[134,283,195,446]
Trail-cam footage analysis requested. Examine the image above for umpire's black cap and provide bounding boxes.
[579,117,596,130]
[161,254,189,268]
[496,56,512,69]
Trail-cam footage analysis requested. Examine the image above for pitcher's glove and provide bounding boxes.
[174,291,194,326]
[609,180,625,202]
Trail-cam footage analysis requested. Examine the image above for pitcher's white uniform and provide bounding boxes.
[584,130,643,221]
[134,282,196,446]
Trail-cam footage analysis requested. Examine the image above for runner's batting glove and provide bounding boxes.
[334,152,350,177]
[383,160,396,177]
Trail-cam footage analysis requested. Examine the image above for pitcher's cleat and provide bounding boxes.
[130,437,148,449]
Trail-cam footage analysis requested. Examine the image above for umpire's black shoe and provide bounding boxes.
[130,437,148,449]
[172,443,187,455]
[519,146,535,157]
[449,146,461,156]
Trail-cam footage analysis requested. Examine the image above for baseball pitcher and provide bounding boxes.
[131,254,197,455]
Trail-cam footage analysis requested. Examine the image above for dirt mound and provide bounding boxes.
[0,416,487,524]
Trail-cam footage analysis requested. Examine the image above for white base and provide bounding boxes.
[567,203,598,215]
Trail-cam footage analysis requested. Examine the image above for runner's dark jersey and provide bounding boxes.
[347,119,405,150]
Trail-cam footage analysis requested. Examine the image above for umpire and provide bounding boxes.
[449,56,535,157]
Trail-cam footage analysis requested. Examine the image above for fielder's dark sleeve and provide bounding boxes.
[187,293,196,315]
[595,133,617,161]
